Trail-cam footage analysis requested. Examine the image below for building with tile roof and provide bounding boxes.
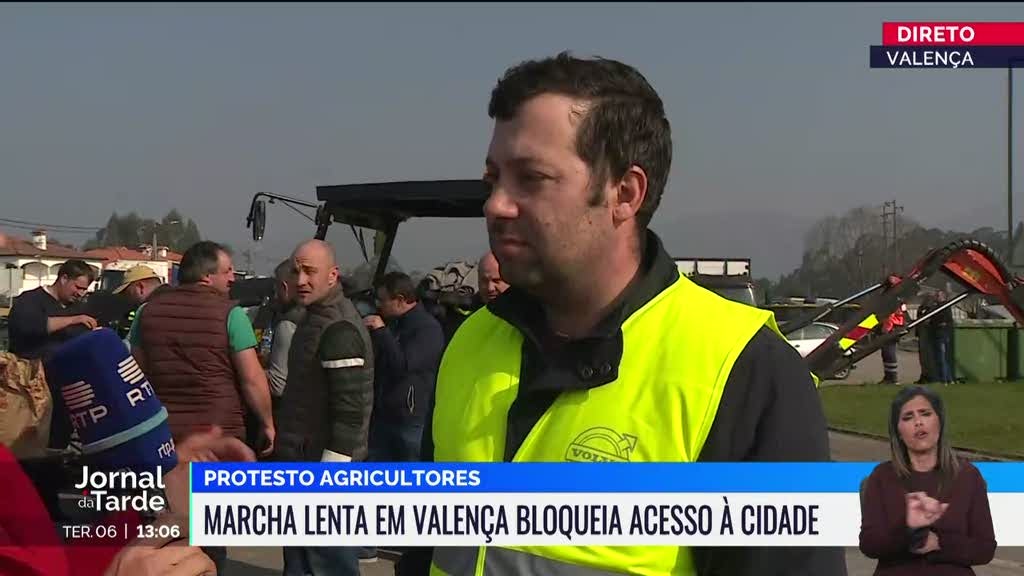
[0,230,106,300]
[82,244,182,290]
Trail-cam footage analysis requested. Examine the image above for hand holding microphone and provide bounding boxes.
[105,426,253,576]
[45,328,177,473]
[45,330,260,576]
[75,315,99,330]
[162,425,257,523]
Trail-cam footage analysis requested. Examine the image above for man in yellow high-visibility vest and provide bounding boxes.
[398,52,846,576]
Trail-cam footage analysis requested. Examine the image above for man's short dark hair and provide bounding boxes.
[273,259,292,281]
[488,51,672,229]
[58,260,97,283]
[178,241,228,284]
[377,272,418,303]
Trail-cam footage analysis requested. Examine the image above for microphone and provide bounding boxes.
[44,328,177,474]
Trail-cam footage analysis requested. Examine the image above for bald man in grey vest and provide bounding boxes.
[273,239,373,576]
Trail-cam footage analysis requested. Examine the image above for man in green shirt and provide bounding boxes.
[128,241,274,452]
[127,299,261,355]
[128,241,275,576]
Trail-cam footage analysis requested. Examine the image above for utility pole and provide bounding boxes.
[857,249,864,288]
[145,219,180,260]
[881,200,904,274]
[1009,65,1016,267]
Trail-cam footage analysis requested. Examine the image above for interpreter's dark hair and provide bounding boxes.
[488,51,673,229]
[58,259,97,283]
[889,386,960,493]
[377,272,418,303]
[179,241,228,285]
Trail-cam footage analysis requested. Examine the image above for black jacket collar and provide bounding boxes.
[486,230,679,390]
[388,302,427,331]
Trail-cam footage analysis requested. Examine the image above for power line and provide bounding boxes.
[0,222,96,235]
[0,217,101,232]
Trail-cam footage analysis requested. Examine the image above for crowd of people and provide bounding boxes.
[0,234,509,575]
[875,283,958,387]
[0,50,994,576]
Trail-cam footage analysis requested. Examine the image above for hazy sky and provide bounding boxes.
[2,3,1022,279]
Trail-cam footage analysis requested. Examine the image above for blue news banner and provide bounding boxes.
[188,462,1024,547]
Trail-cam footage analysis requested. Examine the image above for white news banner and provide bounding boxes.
[188,492,1024,547]
[190,487,1024,545]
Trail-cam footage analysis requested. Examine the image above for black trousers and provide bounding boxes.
[881,341,899,382]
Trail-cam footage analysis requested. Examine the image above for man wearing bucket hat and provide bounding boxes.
[110,265,165,341]
[112,265,165,304]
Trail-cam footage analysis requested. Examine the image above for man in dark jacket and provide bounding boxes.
[930,290,956,385]
[8,259,98,450]
[914,294,936,384]
[397,52,846,576]
[8,259,97,361]
[273,239,374,576]
[363,272,444,463]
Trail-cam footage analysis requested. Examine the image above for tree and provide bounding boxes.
[775,205,912,299]
[84,211,203,253]
[774,203,1021,301]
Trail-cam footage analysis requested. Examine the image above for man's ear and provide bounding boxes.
[611,165,648,225]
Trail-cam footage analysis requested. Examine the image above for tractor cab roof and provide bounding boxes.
[316,179,489,230]
[247,179,489,293]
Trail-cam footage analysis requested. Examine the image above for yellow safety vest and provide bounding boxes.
[430,272,785,576]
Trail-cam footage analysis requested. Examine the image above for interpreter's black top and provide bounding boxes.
[8,287,88,360]
[399,230,848,576]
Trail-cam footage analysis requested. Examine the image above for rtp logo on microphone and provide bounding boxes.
[117,356,157,407]
[63,380,108,429]
[117,356,145,384]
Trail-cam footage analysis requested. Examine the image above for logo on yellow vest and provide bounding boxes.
[565,427,638,462]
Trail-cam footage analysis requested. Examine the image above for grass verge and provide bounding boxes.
[820,381,1024,459]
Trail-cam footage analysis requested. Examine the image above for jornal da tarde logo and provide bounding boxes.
[74,465,168,513]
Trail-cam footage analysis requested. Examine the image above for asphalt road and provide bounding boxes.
[827,348,921,385]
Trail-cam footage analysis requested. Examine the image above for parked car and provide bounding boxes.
[783,321,851,380]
